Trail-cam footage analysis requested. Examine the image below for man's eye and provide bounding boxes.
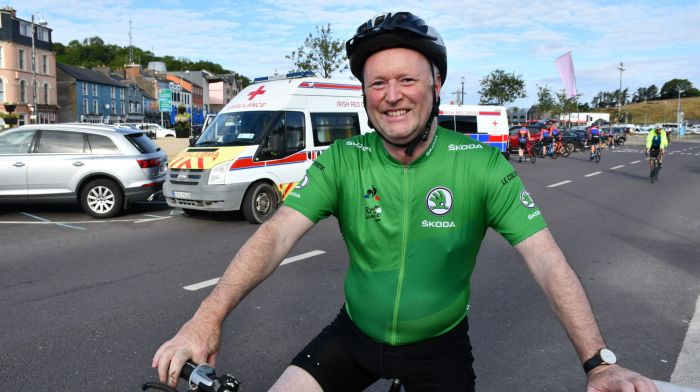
[369,81,386,89]
[400,78,416,85]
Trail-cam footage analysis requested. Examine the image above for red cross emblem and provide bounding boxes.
[492,120,499,127]
[247,86,266,100]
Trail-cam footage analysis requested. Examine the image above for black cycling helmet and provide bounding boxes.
[346,12,447,86]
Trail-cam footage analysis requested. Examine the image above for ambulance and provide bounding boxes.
[437,104,510,158]
[163,71,371,223]
[164,72,511,224]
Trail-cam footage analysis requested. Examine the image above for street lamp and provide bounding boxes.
[30,14,48,124]
[677,87,685,137]
[460,76,465,106]
[617,62,625,123]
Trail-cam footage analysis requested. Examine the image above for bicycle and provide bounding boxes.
[525,142,536,163]
[592,146,601,163]
[647,149,661,183]
[552,139,569,158]
[143,361,405,391]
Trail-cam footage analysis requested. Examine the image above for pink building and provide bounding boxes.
[0,7,58,125]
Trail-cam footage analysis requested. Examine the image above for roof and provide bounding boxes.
[56,63,125,88]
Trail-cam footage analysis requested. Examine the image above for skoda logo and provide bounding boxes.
[426,186,453,216]
[295,175,309,189]
[520,189,535,208]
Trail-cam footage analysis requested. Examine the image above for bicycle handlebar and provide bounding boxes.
[142,361,240,392]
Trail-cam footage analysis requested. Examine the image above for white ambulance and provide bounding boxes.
[437,104,510,157]
[164,71,371,223]
[164,73,511,224]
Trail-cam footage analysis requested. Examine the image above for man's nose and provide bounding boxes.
[384,80,403,103]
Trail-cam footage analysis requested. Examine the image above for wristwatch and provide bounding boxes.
[583,348,617,374]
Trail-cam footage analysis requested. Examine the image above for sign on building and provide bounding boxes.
[159,89,172,112]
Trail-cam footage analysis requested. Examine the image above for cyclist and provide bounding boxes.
[517,125,531,162]
[153,12,658,392]
[551,124,562,153]
[646,125,668,173]
[540,124,552,156]
[588,125,601,160]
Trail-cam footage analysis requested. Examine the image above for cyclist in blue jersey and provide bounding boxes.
[540,126,552,156]
[153,12,658,392]
[588,125,601,160]
[517,126,531,162]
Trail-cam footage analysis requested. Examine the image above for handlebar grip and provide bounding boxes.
[180,361,197,380]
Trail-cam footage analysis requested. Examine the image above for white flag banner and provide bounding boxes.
[555,51,577,99]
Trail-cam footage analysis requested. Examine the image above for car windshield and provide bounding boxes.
[194,111,280,147]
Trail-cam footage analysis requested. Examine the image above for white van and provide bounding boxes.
[437,104,510,157]
[164,72,371,223]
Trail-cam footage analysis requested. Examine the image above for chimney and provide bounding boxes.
[93,66,111,77]
[125,64,142,80]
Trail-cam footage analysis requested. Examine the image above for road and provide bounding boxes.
[0,142,698,391]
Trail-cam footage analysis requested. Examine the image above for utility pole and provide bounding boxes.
[460,77,465,106]
[617,62,625,123]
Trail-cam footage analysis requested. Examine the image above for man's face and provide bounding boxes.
[363,48,440,145]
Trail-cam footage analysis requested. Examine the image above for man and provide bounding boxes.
[153,12,657,392]
[540,123,552,156]
[589,125,601,160]
[517,125,531,162]
[646,125,668,172]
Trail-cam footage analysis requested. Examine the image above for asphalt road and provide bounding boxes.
[0,141,698,391]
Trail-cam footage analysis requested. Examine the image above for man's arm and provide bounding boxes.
[152,206,315,386]
[515,228,658,391]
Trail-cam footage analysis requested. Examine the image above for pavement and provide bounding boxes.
[155,136,190,159]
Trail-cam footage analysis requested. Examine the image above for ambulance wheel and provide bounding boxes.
[242,182,278,224]
[80,178,123,219]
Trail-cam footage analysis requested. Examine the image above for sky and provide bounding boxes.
[10,0,700,108]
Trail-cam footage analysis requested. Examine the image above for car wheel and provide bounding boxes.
[616,138,625,146]
[80,179,124,219]
[566,142,575,153]
[242,182,279,224]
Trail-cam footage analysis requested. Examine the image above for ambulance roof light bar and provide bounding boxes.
[253,70,315,83]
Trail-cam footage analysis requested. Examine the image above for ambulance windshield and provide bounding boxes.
[194,111,281,147]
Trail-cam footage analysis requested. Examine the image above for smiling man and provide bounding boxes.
[153,11,658,392]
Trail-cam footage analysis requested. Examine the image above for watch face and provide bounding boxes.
[600,349,617,364]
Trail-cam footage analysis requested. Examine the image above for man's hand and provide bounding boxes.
[152,317,222,387]
[587,364,659,392]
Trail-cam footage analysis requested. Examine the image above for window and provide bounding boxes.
[20,80,27,103]
[0,79,4,102]
[437,115,478,134]
[43,82,49,104]
[82,99,88,114]
[258,111,306,160]
[36,130,87,154]
[310,113,361,146]
[92,84,97,96]
[37,27,49,42]
[93,100,98,114]
[0,129,35,154]
[111,101,116,115]
[18,49,25,70]
[110,86,115,98]
[120,88,124,99]
[121,102,125,115]
[82,82,88,95]
[19,21,31,37]
[42,55,48,74]
[87,134,119,154]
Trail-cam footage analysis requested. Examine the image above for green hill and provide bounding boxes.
[599,96,700,124]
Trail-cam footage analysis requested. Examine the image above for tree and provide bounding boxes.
[536,85,556,116]
[286,24,347,78]
[478,69,526,106]
[660,79,695,99]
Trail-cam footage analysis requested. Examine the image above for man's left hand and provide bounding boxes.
[587,364,659,392]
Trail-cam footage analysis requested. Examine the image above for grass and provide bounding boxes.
[598,96,700,124]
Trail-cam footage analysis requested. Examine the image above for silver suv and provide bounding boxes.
[0,124,167,218]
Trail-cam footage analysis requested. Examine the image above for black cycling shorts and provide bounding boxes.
[649,148,660,158]
[591,136,600,144]
[290,306,476,391]
[542,137,552,145]
[519,140,527,148]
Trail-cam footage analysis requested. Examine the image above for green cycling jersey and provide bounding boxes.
[284,127,547,345]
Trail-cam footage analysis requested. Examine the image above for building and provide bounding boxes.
[0,7,58,125]
[56,63,129,123]
[166,72,204,125]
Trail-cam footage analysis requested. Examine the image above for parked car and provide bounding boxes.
[560,130,587,152]
[128,123,176,139]
[601,126,628,145]
[0,124,167,218]
[508,125,542,152]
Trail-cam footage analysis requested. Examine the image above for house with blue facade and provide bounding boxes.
[56,63,131,123]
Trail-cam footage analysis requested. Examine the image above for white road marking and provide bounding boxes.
[547,180,572,188]
[183,250,327,291]
[585,171,602,177]
[19,212,86,230]
[611,165,625,170]
[134,214,172,223]
[630,160,641,164]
